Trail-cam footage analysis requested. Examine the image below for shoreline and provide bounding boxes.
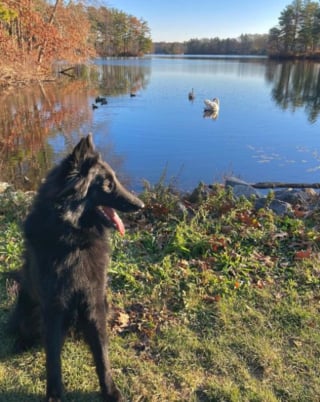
[2,53,320,92]
[1,177,319,220]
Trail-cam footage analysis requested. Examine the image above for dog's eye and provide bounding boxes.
[103,179,114,193]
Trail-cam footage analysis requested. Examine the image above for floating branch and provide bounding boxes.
[59,67,76,78]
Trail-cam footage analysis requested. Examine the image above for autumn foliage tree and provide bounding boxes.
[0,0,94,77]
[0,1,152,84]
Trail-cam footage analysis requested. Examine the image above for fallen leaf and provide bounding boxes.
[294,208,306,218]
[202,294,221,303]
[295,248,312,260]
[210,235,228,252]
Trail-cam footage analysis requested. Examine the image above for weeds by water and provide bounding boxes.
[0,183,320,401]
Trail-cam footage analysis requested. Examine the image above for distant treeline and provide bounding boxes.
[1,0,320,82]
[153,34,268,55]
[154,1,320,58]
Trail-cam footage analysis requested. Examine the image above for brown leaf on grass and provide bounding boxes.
[236,211,261,228]
[202,294,221,303]
[289,337,303,348]
[110,303,173,348]
[109,308,130,333]
[307,320,316,328]
[251,250,275,267]
[190,257,216,271]
[146,202,170,217]
[293,207,307,218]
[217,201,234,215]
[294,248,312,260]
[209,235,229,252]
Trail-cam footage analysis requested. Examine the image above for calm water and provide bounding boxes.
[1,55,320,191]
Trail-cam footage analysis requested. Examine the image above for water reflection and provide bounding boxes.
[203,109,219,120]
[267,61,320,123]
[0,78,95,189]
[0,62,151,190]
[1,57,320,192]
[95,59,151,95]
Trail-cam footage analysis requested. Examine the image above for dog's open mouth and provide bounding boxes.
[98,206,125,236]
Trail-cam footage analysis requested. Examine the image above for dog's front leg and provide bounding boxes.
[82,306,123,402]
[43,307,64,402]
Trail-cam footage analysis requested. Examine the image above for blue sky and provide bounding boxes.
[104,0,290,41]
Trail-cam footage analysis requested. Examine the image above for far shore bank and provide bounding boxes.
[1,53,320,92]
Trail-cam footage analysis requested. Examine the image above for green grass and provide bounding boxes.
[1,183,320,401]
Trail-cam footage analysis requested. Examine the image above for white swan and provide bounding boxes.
[204,97,220,112]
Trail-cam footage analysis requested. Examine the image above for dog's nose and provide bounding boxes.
[136,198,145,209]
[115,183,145,212]
[129,196,144,211]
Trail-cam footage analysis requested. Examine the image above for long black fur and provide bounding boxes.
[8,134,144,402]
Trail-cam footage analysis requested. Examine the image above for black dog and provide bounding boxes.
[9,134,144,402]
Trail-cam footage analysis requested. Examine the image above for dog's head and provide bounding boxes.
[59,134,144,235]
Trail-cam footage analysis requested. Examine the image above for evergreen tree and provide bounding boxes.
[268,0,320,57]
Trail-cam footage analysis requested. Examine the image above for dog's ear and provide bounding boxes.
[58,135,97,199]
[72,134,95,165]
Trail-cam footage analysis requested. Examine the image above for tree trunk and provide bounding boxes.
[37,0,61,67]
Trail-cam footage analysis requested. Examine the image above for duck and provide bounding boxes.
[95,96,107,104]
[188,88,195,100]
[204,97,220,112]
[130,92,137,97]
[92,103,98,110]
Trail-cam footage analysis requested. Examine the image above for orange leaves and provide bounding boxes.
[202,294,221,303]
[146,202,170,218]
[0,0,94,68]
[209,235,228,252]
[236,211,261,228]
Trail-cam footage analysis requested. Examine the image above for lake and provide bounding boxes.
[1,55,320,192]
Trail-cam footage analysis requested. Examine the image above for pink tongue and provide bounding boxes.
[102,207,125,236]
